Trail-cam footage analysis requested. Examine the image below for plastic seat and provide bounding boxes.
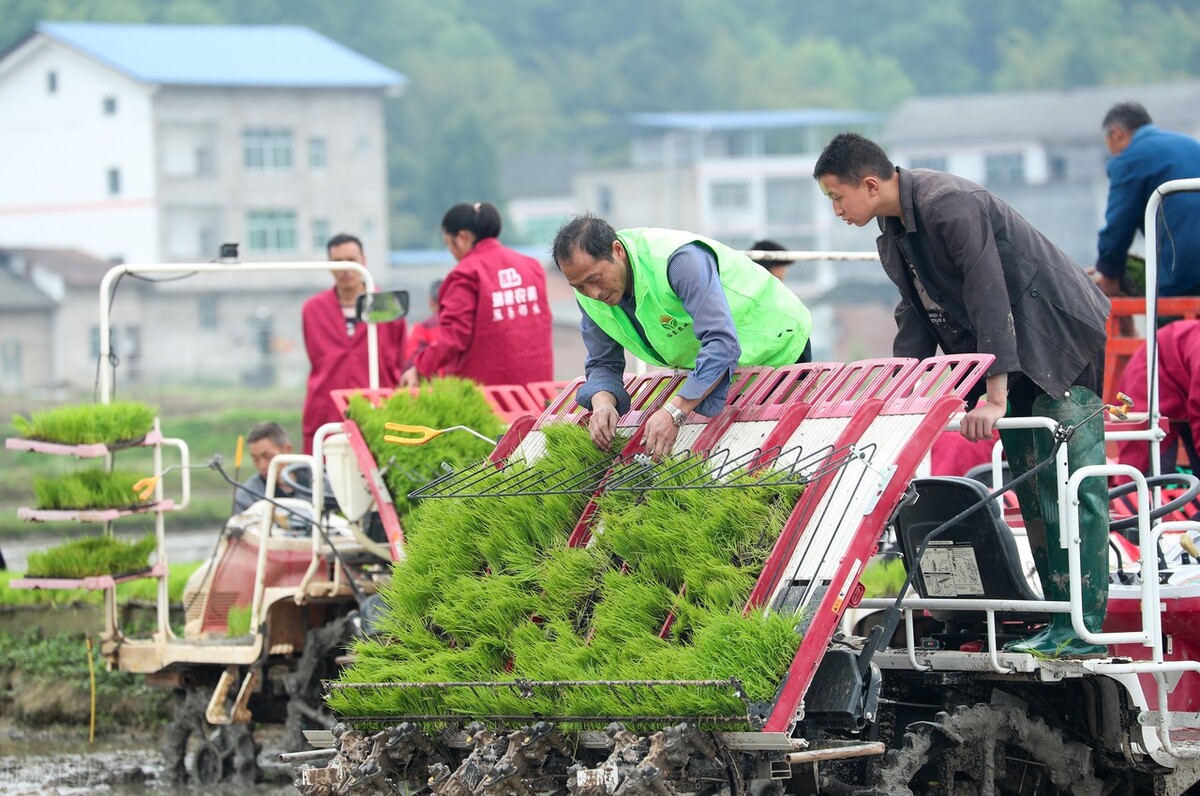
[894,477,1044,626]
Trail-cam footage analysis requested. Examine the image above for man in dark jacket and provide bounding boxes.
[813,132,1112,658]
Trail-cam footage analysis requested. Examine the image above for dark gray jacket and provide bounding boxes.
[878,168,1110,398]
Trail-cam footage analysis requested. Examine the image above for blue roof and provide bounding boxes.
[630,109,883,131]
[35,21,406,90]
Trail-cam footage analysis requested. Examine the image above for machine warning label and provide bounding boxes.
[920,542,984,597]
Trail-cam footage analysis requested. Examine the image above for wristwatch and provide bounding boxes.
[662,402,686,427]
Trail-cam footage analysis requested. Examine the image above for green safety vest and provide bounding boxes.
[576,228,812,368]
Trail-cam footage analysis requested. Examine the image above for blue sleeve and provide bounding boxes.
[575,302,632,414]
[1096,155,1147,277]
[666,244,739,416]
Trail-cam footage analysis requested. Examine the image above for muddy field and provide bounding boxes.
[0,719,298,794]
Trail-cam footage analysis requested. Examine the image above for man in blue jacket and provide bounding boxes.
[1095,102,1200,298]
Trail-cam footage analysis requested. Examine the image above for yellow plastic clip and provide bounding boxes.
[383,423,444,445]
[133,476,160,502]
[382,422,497,446]
[1105,392,1135,422]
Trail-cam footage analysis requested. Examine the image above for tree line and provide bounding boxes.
[5,0,1200,246]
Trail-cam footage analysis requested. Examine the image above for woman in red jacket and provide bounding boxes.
[400,202,553,387]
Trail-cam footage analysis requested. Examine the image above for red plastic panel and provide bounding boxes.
[762,394,964,733]
[807,358,921,418]
[744,400,885,611]
[885,354,994,415]
[330,387,400,416]
[737,362,845,422]
[482,384,542,425]
[341,418,405,559]
[526,380,573,410]
[535,376,590,428]
[620,371,686,427]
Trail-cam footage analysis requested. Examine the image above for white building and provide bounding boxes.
[568,109,890,361]
[0,22,407,394]
[0,21,405,267]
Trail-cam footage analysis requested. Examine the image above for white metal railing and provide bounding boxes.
[97,261,379,405]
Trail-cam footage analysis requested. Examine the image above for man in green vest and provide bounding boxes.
[552,213,813,457]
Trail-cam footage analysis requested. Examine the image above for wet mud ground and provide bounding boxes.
[0,720,300,794]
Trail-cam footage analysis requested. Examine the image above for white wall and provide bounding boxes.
[155,87,393,267]
[0,38,159,262]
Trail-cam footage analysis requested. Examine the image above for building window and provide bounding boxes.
[909,156,947,171]
[765,178,813,225]
[242,129,293,169]
[199,225,219,259]
[597,186,613,216]
[246,210,298,251]
[312,218,331,250]
[0,339,20,392]
[309,137,327,168]
[107,168,121,197]
[196,146,216,175]
[46,71,57,94]
[711,180,750,210]
[1048,155,1068,182]
[198,296,218,329]
[102,96,117,115]
[985,152,1025,188]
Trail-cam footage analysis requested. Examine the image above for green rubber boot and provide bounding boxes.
[1003,388,1109,658]
[998,425,1055,650]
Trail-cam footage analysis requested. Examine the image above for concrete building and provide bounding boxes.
[0,21,405,267]
[572,110,885,253]
[568,109,891,361]
[884,81,1200,269]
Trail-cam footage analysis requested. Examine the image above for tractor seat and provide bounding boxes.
[894,477,1044,623]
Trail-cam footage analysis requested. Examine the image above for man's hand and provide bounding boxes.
[588,404,618,450]
[642,409,680,461]
[399,366,420,388]
[587,391,620,450]
[1090,270,1126,298]
[961,400,1006,442]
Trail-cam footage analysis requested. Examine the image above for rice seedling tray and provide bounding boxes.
[8,560,167,592]
[17,499,176,523]
[5,428,164,458]
[9,401,158,447]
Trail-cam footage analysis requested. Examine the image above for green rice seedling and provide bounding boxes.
[33,468,149,510]
[345,378,505,517]
[688,610,802,702]
[679,561,756,612]
[12,401,157,445]
[429,574,541,646]
[333,423,805,725]
[587,571,676,647]
[858,554,908,598]
[226,604,252,637]
[25,534,157,579]
[533,546,607,623]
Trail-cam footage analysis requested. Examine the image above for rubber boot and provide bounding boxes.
[997,425,1055,650]
[1004,388,1109,658]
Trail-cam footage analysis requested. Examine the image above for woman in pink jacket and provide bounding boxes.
[401,203,553,387]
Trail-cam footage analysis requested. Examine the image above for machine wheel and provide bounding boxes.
[283,616,353,753]
[161,685,260,786]
[868,703,1103,795]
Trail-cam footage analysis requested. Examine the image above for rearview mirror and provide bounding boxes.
[356,290,410,323]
